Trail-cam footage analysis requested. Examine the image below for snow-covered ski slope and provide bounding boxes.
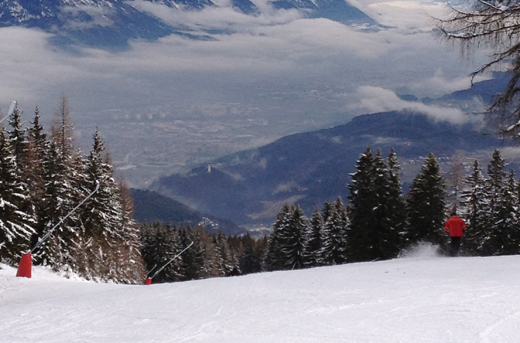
[1,246,519,343]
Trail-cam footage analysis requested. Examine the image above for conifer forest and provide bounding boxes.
[2,101,520,284]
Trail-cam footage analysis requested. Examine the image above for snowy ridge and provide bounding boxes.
[1,248,520,342]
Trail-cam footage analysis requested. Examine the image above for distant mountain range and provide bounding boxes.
[130,188,246,235]
[0,0,375,49]
[145,73,514,229]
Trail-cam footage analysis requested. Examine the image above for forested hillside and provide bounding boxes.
[0,98,144,283]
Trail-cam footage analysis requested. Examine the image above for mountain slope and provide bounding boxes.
[151,110,505,226]
[0,0,179,49]
[0,0,375,49]
[130,188,246,235]
[2,251,520,342]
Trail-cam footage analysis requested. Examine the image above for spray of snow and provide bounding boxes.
[399,242,444,259]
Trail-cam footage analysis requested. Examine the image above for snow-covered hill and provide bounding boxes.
[1,246,519,342]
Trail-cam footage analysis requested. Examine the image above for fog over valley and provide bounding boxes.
[0,0,491,187]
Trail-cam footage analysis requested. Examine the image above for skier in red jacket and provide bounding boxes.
[443,211,467,257]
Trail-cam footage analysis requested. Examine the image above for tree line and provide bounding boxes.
[0,98,144,283]
[265,147,520,272]
[140,222,266,282]
[3,98,520,283]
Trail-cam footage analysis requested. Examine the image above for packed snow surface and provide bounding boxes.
[1,245,520,342]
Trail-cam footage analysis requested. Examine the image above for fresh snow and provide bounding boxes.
[1,245,520,342]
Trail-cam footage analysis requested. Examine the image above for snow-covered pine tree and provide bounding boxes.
[321,200,333,225]
[35,97,84,272]
[490,170,519,255]
[112,180,146,283]
[26,107,50,250]
[279,205,308,270]
[321,197,349,265]
[406,152,447,248]
[303,207,323,267]
[380,148,407,259]
[81,129,136,281]
[0,128,35,264]
[197,229,218,278]
[265,203,291,271]
[7,104,35,233]
[347,148,401,261]
[215,231,233,276]
[35,140,82,272]
[7,103,29,172]
[484,149,509,255]
[458,160,489,255]
[346,147,376,262]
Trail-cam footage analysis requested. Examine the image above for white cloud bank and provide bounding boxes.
[348,85,483,125]
[0,0,491,169]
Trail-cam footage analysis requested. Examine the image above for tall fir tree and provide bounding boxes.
[458,160,489,255]
[0,128,35,263]
[384,148,407,255]
[279,205,308,270]
[490,170,520,256]
[265,204,291,271]
[303,207,323,267]
[26,107,50,249]
[347,148,402,261]
[321,197,349,265]
[8,103,29,172]
[35,140,82,272]
[483,149,509,256]
[215,231,233,276]
[406,152,447,248]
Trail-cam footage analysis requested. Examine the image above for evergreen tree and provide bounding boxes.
[491,170,520,255]
[347,148,402,261]
[240,234,263,274]
[384,148,407,255]
[140,221,182,283]
[0,128,35,263]
[215,231,233,276]
[7,103,29,171]
[406,152,447,248]
[321,200,333,225]
[321,197,349,265]
[115,179,146,282]
[179,226,205,280]
[303,207,323,267]
[279,205,307,270]
[484,149,510,255]
[26,107,49,249]
[35,140,82,272]
[458,160,489,255]
[265,204,291,271]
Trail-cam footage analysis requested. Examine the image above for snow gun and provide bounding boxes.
[16,181,101,278]
[145,241,194,285]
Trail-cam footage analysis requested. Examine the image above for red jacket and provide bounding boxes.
[443,215,467,237]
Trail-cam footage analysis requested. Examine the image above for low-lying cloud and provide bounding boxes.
[348,85,483,125]
[0,0,491,180]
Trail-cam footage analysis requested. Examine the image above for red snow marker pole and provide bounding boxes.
[145,277,152,285]
[16,253,32,278]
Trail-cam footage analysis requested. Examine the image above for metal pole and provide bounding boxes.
[30,181,100,254]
